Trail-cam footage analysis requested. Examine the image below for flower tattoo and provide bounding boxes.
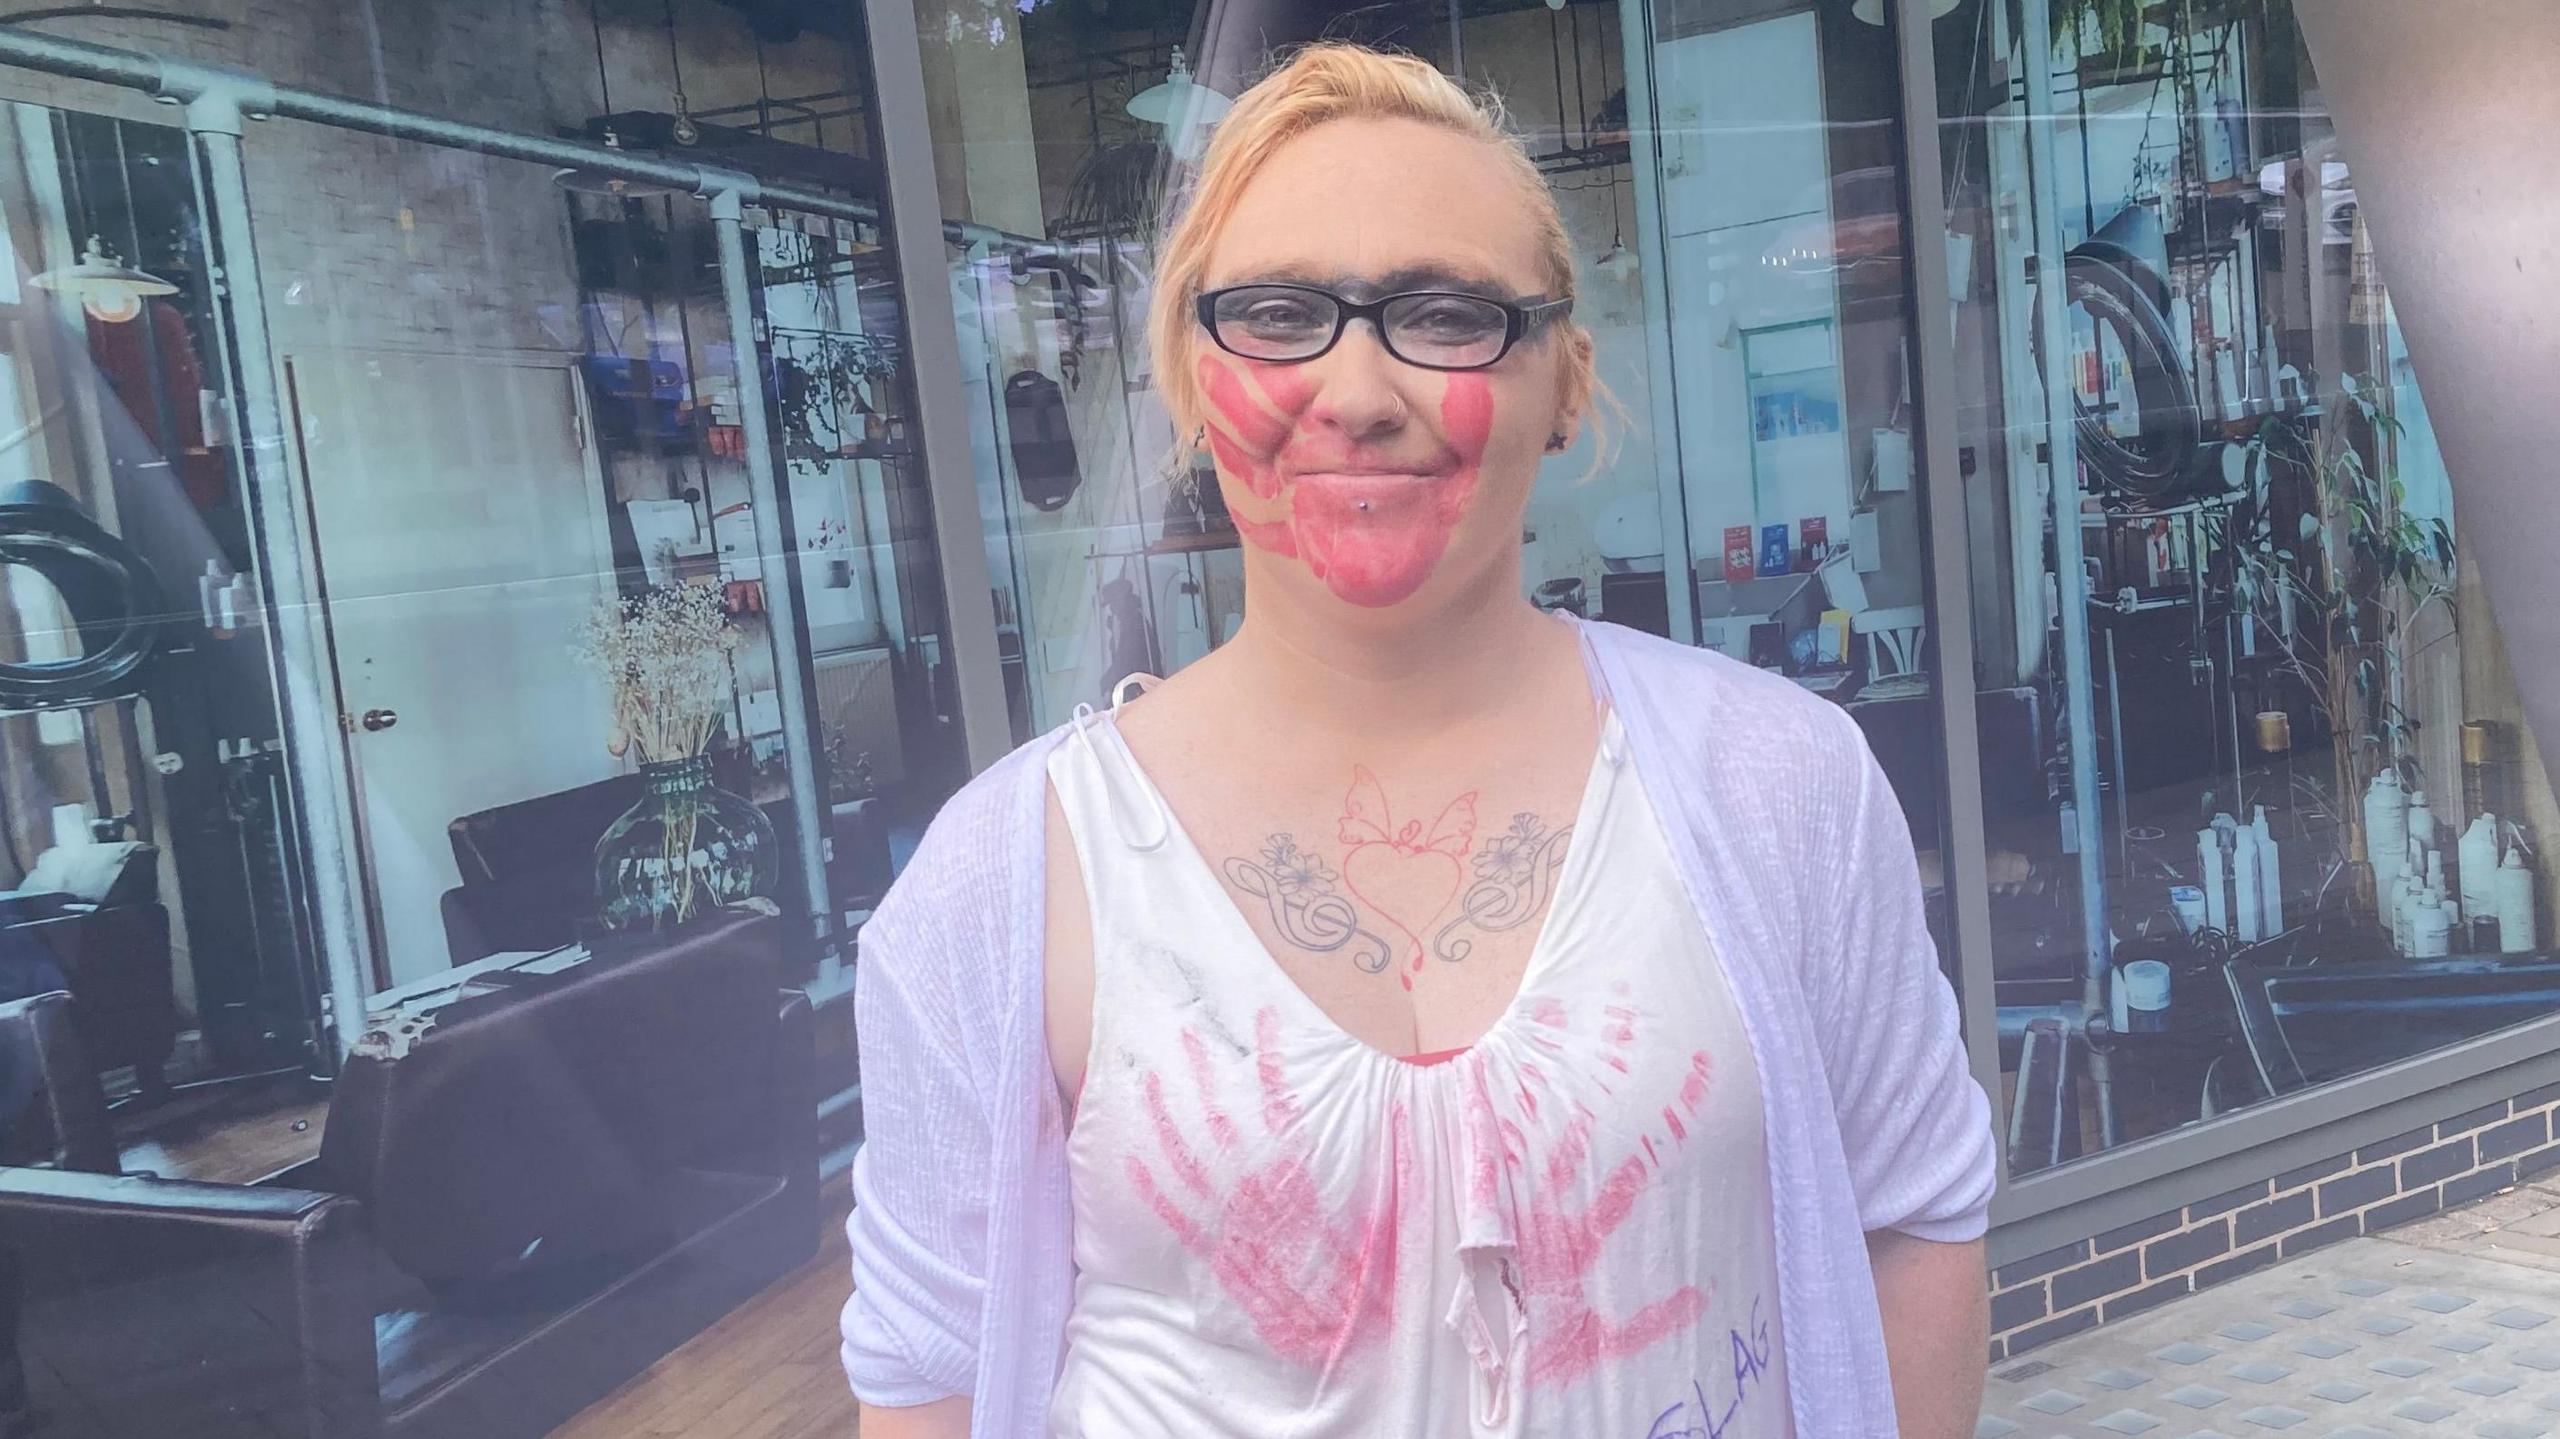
[1261,834,1340,897]
[1473,813,1550,887]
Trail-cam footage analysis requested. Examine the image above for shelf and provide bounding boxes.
[2082,494,2238,523]
[1142,530,1241,557]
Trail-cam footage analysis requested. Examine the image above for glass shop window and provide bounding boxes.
[1931,0,2560,1175]
[4,6,931,1439]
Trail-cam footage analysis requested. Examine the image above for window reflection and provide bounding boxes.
[1934,0,2560,1174]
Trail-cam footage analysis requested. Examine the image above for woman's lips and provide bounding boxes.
[1283,466,1475,607]
[1284,466,1453,504]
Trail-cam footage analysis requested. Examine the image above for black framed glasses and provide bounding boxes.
[1196,283,1572,371]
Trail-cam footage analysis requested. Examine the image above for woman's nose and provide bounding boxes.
[1299,320,1414,441]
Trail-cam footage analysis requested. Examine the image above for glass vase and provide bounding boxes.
[592,755,779,934]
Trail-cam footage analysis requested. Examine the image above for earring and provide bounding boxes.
[1545,432,1569,453]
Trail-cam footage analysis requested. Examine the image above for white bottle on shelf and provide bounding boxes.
[2199,826,2229,934]
[2499,848,2538,954]
[2233,825,2263,942]
[2253,806,2284,937]
[2367,771,2408,890]
[2408,789,2436,860]
[2414,888,2452,958]
[2462,813,2502,920]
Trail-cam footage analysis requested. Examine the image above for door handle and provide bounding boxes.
[360,708,398,732]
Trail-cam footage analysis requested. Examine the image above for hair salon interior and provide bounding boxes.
[0,0,2554,1431]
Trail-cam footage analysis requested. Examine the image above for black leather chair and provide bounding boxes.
[1,841,175,1093]
[0,991,119,1175]
[438,776,646,966]
[0,914,818,1439]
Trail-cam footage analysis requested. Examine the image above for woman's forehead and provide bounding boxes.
[1209,116,1548,290]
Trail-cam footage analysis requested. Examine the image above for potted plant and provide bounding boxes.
[573,580,780,933]
[825,722,894,910]
[2225,372,2456,915]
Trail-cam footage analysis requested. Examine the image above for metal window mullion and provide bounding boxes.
[859,0,1012,777]
[184,93,376,1057]
[1893,0,2009,1188]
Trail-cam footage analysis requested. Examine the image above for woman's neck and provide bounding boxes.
[1212,566,1575,746]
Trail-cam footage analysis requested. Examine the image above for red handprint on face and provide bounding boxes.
[1126,1006,1418,1379]
[1488,998,1719,1390]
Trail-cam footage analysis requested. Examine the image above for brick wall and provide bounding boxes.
[1990,1082,2560,1362]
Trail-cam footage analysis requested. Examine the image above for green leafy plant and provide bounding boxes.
[2225,373,2456,881]
[2049,0,2154,67]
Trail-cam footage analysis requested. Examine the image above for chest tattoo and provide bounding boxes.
[1218,765,1575,985]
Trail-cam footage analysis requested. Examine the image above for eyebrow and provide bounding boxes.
[1228,264,1520,300]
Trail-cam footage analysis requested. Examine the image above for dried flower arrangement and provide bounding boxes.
[572,580,741,762]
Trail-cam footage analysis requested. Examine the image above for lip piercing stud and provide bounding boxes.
[1355,500,1372,511]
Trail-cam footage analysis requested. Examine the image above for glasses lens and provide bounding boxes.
[1383,293,1510,368]
[1209,286,1338,360]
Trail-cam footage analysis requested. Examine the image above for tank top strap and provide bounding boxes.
[1051,701,1174,857]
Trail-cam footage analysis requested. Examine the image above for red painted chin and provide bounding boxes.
[1287,469,1477,608]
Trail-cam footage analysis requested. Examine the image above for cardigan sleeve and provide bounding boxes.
[1806,715,1999,1244]
[840,906,990,1406]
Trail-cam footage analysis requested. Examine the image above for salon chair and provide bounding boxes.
[0,913,818,1439]
[1,840,175,1094]
[438,775,647,965]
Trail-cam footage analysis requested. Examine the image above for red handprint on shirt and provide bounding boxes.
[1127,1006,1418,1379]
[1493,995,1718,1390]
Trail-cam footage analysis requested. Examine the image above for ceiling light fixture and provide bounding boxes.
[663,0,700,146]
[1126,46,1232,132]
[1850,0,1963,24]
[32,235,176,323]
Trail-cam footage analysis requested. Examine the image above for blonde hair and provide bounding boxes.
[1148,41,1600,454]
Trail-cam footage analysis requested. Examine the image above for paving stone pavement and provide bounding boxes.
[1979,1183,2560,1438]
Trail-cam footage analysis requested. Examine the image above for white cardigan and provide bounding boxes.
[841,617,1998,1437]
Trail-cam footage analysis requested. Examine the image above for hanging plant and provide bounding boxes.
[2048,0,2155,69]
[772,332,901,457]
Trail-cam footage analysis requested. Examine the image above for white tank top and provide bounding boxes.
[1045,702,1791,1439]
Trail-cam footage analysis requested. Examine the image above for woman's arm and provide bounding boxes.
[1795,709,1999,1426]
[1869,1230,1990,1439]
[840,903,992,1417]
[857,1396,972,1438]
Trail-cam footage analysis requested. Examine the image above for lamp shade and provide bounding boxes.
[1126,47,1233,129]
[1851,0,1963,23]
[30,236,176,324]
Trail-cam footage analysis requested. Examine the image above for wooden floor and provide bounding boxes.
[549,1182,862,1439]
[115,1070,331,1184]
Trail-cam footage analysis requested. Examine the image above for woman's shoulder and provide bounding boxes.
[1587,619,1865,762]
[868,724,1072,950]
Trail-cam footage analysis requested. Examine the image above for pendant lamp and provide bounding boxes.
[1126,47,1233,131]
[31,236,176,324]
[1850,0,1963,23]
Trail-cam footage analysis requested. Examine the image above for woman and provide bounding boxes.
[844,42,1993,1439]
